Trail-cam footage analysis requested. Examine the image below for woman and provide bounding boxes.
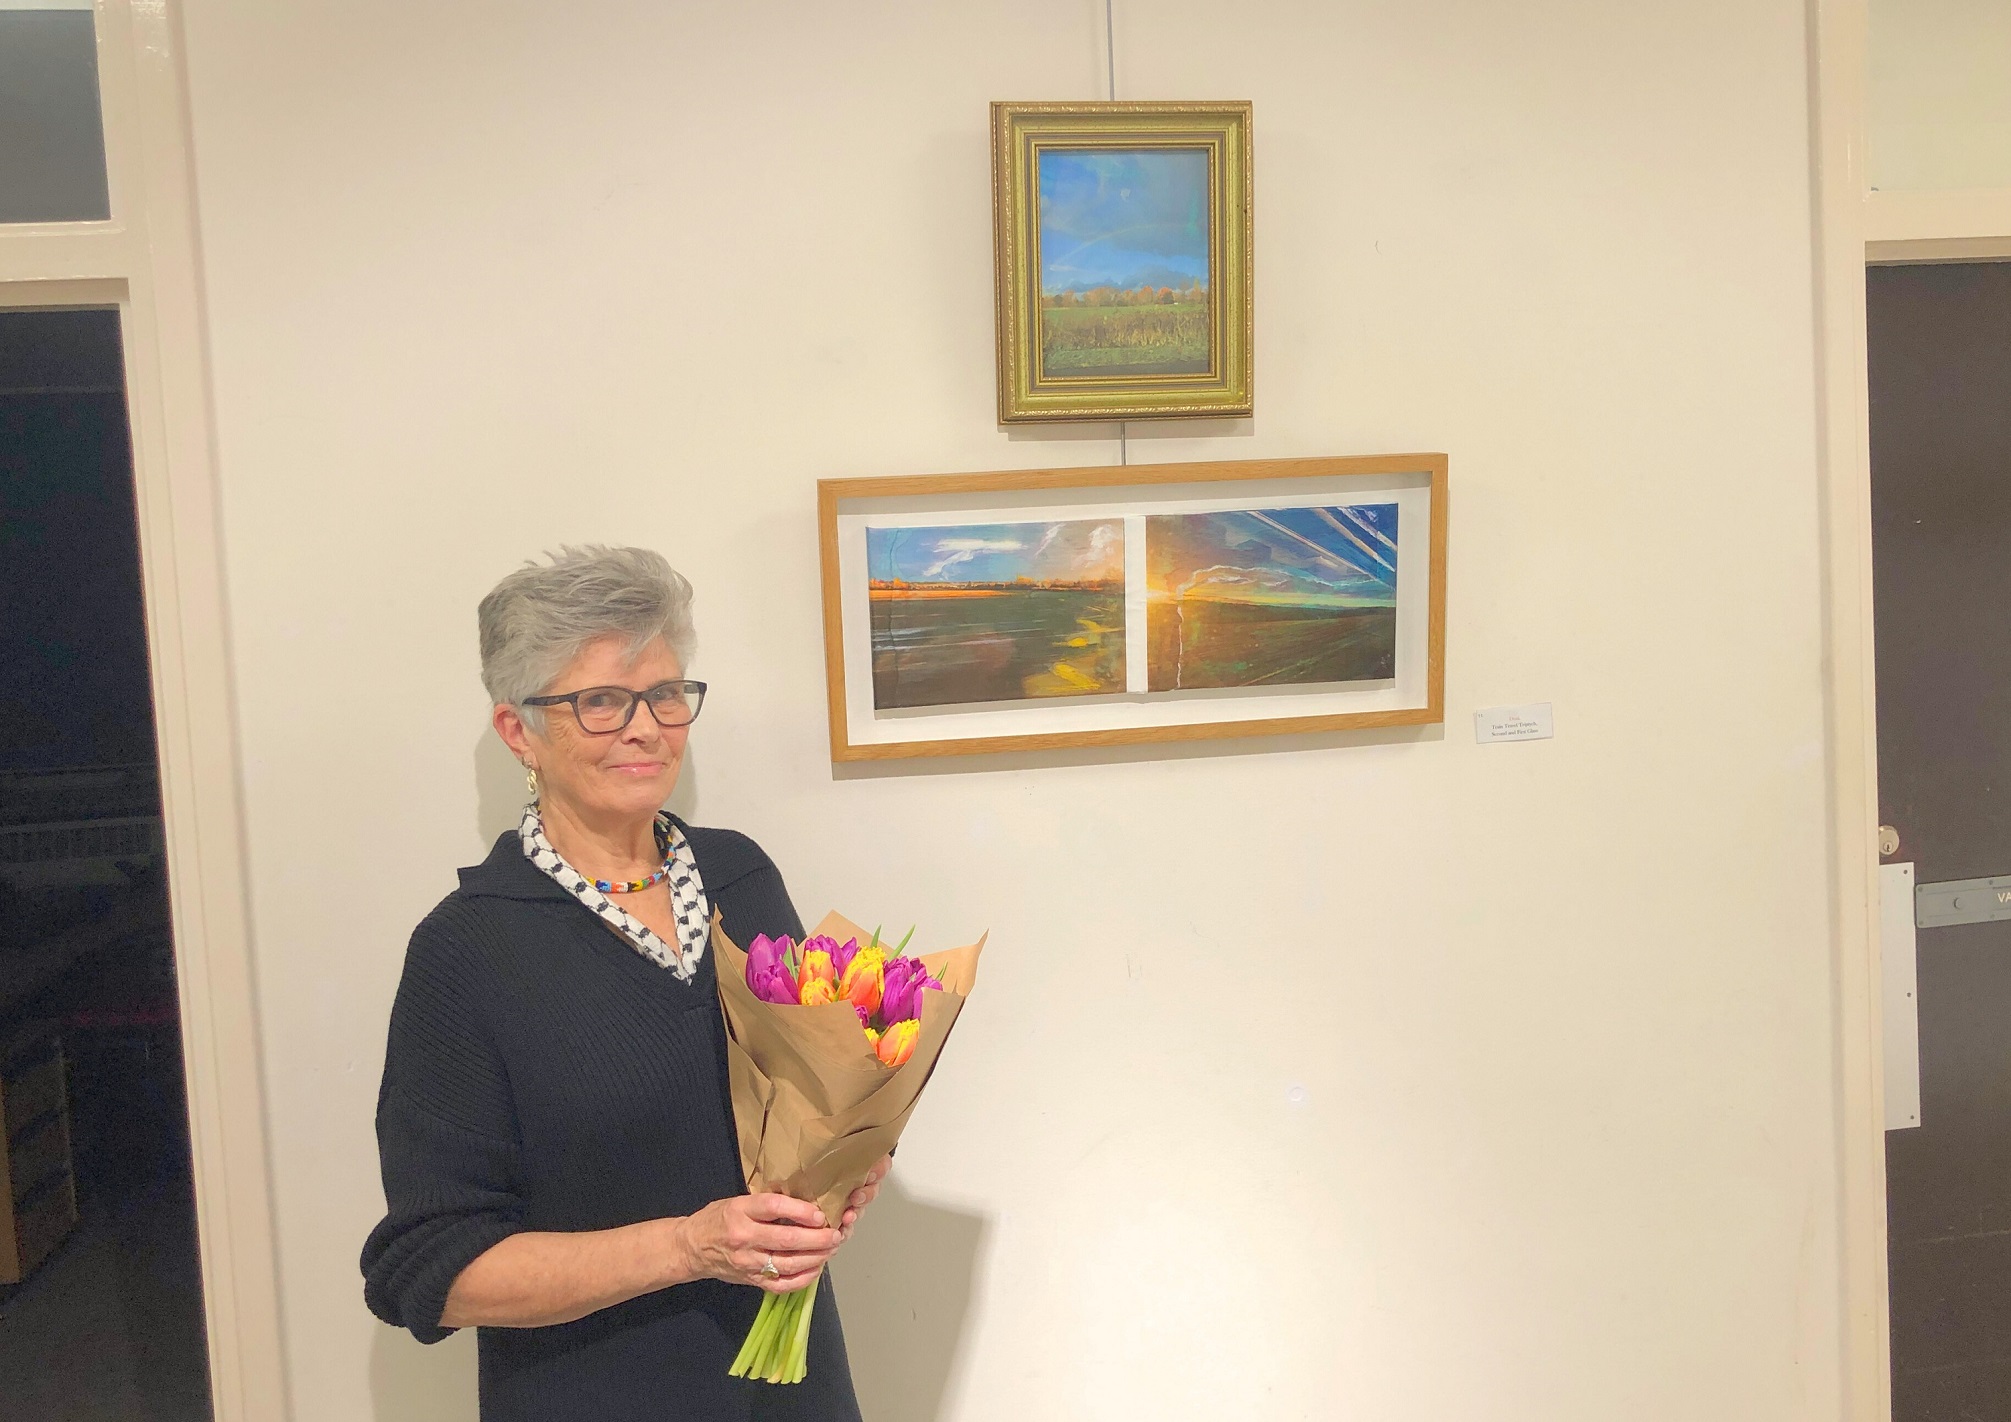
[362,546,882,1420]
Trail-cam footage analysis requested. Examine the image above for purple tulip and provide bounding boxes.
[808,935,860,978]
[877,958,910,1024]
[746,934,800,1006]
[883,958,921,1023]
[880,956,943,1025]
[748,933,790,979]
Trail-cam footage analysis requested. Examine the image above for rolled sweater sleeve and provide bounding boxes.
[361,909,525,1344]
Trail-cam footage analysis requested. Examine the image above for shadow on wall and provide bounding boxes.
[369,1325,478,1422]
[473,729,703,849]
[832,719,1444,782]
[834,1178,989,1422]
[474,729,524,846]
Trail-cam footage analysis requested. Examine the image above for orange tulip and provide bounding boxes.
[875,1018,919,1068]
[799,977,837,1008]
[799,948,836,987]
[838,947,886,1016]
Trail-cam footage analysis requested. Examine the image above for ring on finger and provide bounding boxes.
[760,1255,779,1279]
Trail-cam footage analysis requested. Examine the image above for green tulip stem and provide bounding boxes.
[727,1278,819,1384]
[787,1273,821,1382]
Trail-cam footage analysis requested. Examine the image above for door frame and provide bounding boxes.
[0,3,288,1418]
[1813,2,2011,1418]
[1810,4,1887,1415]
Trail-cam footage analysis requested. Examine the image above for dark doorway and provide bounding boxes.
[1870,260,2011,1419]
[0,308,212,1420]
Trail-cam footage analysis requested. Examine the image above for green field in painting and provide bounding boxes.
[1146,599,1396,691]
[1039,303,1209,377]
[871,589,1125,710]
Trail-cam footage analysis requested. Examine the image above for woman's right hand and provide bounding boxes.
[677,1194,841,1294]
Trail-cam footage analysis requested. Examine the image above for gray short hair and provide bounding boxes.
[478,546,696,723]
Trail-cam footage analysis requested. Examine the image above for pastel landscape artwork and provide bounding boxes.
[1145,505,1400,691]
[1036,147,1211,380]
[867,519,1126,710]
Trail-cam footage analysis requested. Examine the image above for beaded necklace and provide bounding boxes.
[518,806,708,981]
[590,822,675,895]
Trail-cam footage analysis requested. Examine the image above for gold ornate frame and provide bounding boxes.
[991,101,1254,423]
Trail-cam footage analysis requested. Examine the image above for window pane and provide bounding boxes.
[0,8,111,223]
[1870,0,2011,191]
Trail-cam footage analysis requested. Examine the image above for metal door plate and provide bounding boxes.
[1916,875,2011,928]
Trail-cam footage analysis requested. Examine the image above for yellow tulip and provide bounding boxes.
[875,1018,919,1068]
[799,977,837,1008]
[839,947,886,1016]
[799,948,836,987]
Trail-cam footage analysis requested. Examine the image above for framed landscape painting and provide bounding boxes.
[991,101,1253,423]
[819,454,1446,761]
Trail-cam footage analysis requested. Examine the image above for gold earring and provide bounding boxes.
[525,764,539,801]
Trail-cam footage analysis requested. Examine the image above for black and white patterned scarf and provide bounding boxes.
[518,804,709,981]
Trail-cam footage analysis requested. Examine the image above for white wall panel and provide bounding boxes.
[175,2,1841,1417]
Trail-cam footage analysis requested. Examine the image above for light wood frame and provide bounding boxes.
[0,3,288,1417]
[991,101,1253,423]
[818,454,1446,762]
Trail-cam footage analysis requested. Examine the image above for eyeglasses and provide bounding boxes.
[522,679,707,734]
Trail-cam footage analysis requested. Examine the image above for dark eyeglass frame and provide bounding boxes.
[521,679,708,733]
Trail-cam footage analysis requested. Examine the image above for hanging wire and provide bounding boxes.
[1105,0,1117,102]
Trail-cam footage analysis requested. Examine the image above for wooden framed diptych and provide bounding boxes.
[817,454,1447,761]
[991,101,1253,423]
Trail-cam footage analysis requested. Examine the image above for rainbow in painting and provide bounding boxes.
[1036,147,1212,380]
[1146,504,1398,691]
[867,519,1125,710]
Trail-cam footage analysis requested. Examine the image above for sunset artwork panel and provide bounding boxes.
[1145,505,1399,691]
[866,519,1126,710]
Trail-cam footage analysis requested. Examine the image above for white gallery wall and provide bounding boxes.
[175,2,1844,1418]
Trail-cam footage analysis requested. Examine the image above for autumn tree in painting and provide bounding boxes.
[1039,278,1205,311]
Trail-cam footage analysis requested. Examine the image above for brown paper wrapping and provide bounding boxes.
[714,911,985,1226]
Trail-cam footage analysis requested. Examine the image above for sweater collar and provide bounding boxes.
[458,827,570,901]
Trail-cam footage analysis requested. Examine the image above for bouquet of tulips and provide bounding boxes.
[745,926,942,1068]
[713,911,984,1385]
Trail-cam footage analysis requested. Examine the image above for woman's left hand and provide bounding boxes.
[838,1155,892,1240]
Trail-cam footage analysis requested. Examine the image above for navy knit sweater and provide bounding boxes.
[361,823,862,1422]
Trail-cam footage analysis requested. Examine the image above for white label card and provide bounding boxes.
[1474,703,1554,744]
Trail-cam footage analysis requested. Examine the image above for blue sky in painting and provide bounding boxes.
[1147,504,1400,603]
[1037,148,1210,294]
[868,519,1124,584]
